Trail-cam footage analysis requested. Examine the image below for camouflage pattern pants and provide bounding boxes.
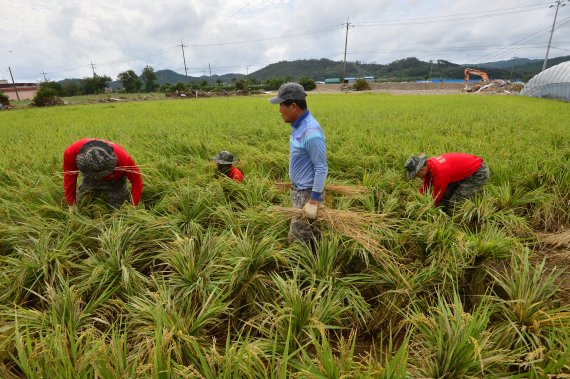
[288,187,321,245]
[440,162,490,213]
[77,176,130,209]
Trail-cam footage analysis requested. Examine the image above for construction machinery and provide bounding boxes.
[464,68,490,82]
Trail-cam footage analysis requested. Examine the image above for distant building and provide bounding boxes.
[324,76,374,84]
[0,82,38,101]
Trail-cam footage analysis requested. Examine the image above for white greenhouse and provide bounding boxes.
[521,61,570,101]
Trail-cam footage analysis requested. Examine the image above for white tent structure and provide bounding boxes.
[521,61,570,101]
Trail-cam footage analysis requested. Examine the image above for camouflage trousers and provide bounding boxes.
[77,176,130,209]
[440,162,490,213]
[288,186,322,245]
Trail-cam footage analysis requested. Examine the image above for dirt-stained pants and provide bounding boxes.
[440,162,490,213]
[77,176,130,209]
[288,186,321,245]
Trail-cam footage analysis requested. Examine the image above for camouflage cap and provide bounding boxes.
[404,154,427,180]
[213,150,238,164]
[76,140,118,179]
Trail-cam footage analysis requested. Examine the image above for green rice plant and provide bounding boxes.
[0,228,83,304]
[519,326,570,378]
[172,329,272,379]
[125,280,228,368]
[167,189,213,235]
[12,322,97,378]
[0,278,115,371]
[486,251,570,354]
[408,291,517,378]
[157,232,226,305]
[287,237,373,327]
[292,328,360,378]
[86,329,141,379]
[252,273,350,353]
[222,232,286,315]
[464,224,523,261]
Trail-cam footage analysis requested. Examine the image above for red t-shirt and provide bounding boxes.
[421,153,483,203]
[226,166,244,182]
[63,139,143,205]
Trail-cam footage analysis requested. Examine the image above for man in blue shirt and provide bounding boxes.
[269,82,328,246]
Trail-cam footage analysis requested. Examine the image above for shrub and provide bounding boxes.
[31,84,64,107]
[298,76,316,91]
[0,91,9,106]
[353,79,371,91]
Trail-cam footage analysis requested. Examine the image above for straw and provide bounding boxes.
[274,182,367,196]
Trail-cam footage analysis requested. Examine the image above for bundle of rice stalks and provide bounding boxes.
[269,206,388,259]
[538,229,570,248]
[274,182,366,196]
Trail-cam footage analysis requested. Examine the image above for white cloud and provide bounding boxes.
[1,0,568,82]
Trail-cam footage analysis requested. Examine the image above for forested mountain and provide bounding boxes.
[60,55,570,86]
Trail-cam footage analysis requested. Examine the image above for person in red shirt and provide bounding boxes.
[405,152,490,213]
[212,151,244,182]
[63,139,143,212]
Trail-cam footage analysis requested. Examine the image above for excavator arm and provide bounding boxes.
[464,68,490,81]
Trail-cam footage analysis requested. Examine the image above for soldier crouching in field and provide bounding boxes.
[63,139,143,213]
[405,152,490,214]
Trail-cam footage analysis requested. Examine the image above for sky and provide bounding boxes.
[1,0,569,82]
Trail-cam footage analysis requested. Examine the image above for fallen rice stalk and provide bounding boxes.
[269,206,388,258]
[274,182,367,196]
[538,229,570,247]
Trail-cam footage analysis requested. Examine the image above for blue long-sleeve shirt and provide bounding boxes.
[289,111,328,201]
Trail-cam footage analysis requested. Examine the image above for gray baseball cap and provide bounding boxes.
[404,154,427,180]
[268,82,307,104]
[76,140,118,179]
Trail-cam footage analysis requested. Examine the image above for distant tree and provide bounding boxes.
[160,83,173,93]
[141,65,158,92]
[81,75,111,95]
[234,79,248,91]
[265,78,286,90]
[39,81,63,96]
[298,76,316,91]
[61,81,80,97]
[216,79,223,87]
[172,82,186,92]
[200,80,208,88]
[118,70,142,93]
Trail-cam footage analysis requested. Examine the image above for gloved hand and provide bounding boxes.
[303,200,319,220]
[68,204,78,214]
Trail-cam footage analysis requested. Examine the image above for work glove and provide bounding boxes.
[303,201,319,220]
[68,204,78,214]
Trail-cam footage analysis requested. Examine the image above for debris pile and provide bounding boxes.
[463,80,524,94]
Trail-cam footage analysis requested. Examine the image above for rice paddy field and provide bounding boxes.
[0,92,569,378]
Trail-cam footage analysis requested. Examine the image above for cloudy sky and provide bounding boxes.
[2,0,569,82]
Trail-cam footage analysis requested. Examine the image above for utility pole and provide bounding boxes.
[178,40,188,77]
[510,55,517,80]
[542,0,566,71]
[429,59,434,82]
[246,66,249,75]
[341,17,354,82]
[209,63,211,77]
[8,66,20,101]
[89,61,96,77]
[41,70,48,81]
